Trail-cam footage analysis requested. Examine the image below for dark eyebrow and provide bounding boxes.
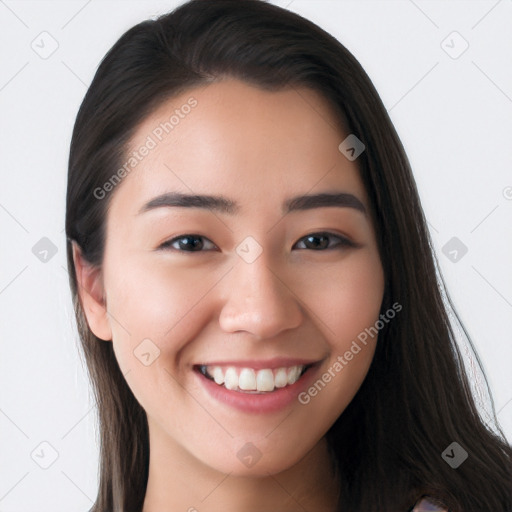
[138,191,366,216]
[284,192,366,215]
[139,192,237,215]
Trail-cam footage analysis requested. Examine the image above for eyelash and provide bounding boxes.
[158,232,358,252]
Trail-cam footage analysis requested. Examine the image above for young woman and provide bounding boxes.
[65,1,512,511]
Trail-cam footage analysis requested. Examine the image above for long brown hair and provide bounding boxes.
[65,1,512,510]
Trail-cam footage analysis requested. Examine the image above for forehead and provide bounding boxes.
[111,78,367,217]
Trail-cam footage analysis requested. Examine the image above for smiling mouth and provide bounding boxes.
[194,364,312,393]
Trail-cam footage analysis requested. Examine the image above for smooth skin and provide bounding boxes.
[74,79,385,512]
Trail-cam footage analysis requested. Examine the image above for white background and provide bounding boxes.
[1,1,511,510]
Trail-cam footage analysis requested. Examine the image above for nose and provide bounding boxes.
[218,254,304,340]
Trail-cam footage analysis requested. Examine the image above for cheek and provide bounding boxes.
[105,255,217,334]
[299,249,385,343]
[296,251,384,418]
[102,256,217,422]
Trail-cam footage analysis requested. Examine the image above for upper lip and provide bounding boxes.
[194,357,321,370]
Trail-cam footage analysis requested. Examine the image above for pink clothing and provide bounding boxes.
[411,496,449,511]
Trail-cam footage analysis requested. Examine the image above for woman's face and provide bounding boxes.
[79,78,385,476]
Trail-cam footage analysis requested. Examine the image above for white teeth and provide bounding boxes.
[287,366,301,385]
[256,369,274,392]
[224,367,238,390]
[212,366,224,386]
[274,367,288,388]
[202,364,306,392]
[238,368,256,390]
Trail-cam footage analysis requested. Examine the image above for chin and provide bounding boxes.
[200,439,313,478]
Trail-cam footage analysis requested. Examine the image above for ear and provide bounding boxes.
[72,241,112,341]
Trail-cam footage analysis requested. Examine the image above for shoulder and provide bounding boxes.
[410,496,449,511]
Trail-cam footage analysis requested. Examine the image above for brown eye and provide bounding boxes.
[294,232,356,251]
[159,234,217,252]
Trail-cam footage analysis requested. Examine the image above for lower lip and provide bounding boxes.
[194,365,319,414]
